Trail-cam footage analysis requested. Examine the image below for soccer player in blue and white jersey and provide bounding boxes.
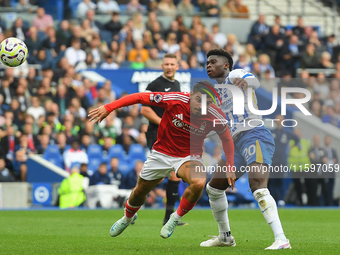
[201,49,291,250]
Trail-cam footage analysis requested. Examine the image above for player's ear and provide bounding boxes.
[224,62,229,70]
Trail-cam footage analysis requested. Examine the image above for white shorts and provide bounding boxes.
[140,150,204,181]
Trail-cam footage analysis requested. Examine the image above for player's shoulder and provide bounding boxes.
[207,104,225,119]
[227,69,255,83]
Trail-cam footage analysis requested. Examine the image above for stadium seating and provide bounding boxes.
[108,144,128,163]
[43,145,64,168]
[87,144,104,172]
[127,144,147,162]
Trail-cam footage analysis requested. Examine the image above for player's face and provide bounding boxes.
[190,92,213,116]
[206,55,228,79]
[162,58,179,80]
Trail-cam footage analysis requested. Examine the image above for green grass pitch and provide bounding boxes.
[1,208,339,254]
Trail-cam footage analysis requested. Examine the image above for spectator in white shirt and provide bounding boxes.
[211,23,227,49]
[65,39,87,66]
[27,96,46,122]
[98,0,120,14]
[63,140,89,172]
[100,54,119,69]
[77,0,96,19]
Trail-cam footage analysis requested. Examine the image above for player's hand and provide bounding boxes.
[226,171,236,190]
[88,106,109,124]
[233,77,248,91]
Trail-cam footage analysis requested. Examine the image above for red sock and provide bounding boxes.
[176,197,196,217]
[125,201,141,218]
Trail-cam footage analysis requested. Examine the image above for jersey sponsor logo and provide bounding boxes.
[172,117,206,136]
[175,113,183,120]
[154,94,163,103]
[165,88,171,92]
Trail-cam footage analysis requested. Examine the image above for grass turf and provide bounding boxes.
[0,208,339,254]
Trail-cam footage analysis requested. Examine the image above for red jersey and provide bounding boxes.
[105,92,234,167]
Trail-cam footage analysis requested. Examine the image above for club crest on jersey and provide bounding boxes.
[153,94,162,103]
[200,121,207,131]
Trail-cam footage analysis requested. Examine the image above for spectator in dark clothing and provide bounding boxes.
[53,84,73,117]
[41,26,63,56]
[292,16,305,38]
[268,115,300,205]
[124,160,143,189]
[101,136,113,155]
[108,157,123,187]
[11,18,28,41]
[30,49,53,72]
[307,134,326,206]
[264,24,284,70]
[25,26,40,60]
[57,132,68,155]
[90,163,110,185]
[199,0,220,17]
[281,35,303,76]
[0,76,15,109]
[299,43,319,68]
[321,135,337,205]
[105,12,122,38]
[36,134,50,154]
[0,158,16,182]
[274,15,286,35]
[67,25,89,50]
[0,0,11,7]
[56,20,71,47]
[80,163,89,178]
[86,9,103,33]
[248,14,269,50]
[75,86,91,111]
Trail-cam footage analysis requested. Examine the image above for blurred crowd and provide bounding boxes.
[0,1,340,207]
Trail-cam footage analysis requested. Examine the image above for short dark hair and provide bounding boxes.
[207,49,233,71]
[163,53,177,60]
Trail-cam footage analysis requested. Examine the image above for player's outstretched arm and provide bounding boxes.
[218,128,236,190]
[88,92,171,124]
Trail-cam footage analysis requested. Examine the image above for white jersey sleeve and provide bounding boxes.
[227,69,260,90]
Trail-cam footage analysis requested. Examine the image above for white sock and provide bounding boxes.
[173,211,182,220]
[206,183,231,242]
[253,188,287,242]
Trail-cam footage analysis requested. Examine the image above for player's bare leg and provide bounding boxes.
[110,176,163,237]
[248,163,291,250]
[160,161,206,239]
[163,172,188,226]
[200,158,236,247]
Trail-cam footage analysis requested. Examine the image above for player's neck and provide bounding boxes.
[215,77,226,84]
[215,71,229,84]
[162,74,175,82]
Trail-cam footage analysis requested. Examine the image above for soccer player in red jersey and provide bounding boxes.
[88,81,235,239]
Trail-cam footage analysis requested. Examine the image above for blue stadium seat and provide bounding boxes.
[88,158,102,172]
[99,30,113,46]
[204,140,216,157]
[87,144,103,158]
[127,144,146,162]
[43,145,63,168]
[87,144,103,172]
[117,162,132,176]
[37,31,47,43]
[108,144,128,163]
